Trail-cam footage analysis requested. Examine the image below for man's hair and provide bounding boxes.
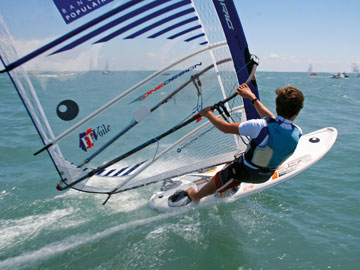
[275,86,304,118]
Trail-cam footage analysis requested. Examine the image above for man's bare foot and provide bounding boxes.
[186,188,199,204]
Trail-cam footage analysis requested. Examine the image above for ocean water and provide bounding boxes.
[0,71,359,270]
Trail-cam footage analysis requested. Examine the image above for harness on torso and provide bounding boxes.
[244,117,301,170]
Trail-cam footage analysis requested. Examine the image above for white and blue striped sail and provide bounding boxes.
[0,0,259,198]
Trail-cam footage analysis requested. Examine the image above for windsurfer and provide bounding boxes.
[187,83,304,203]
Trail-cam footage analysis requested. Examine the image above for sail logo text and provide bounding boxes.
[142,62,202,100]
[79,124,111,152]
[217,0,234,30]
[130,62,202,103]
[53,0,114,24]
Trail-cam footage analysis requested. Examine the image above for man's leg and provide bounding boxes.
[187,177,216,204]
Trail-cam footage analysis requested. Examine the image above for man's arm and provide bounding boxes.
[199,107,240,135]
[236,83,275,118]
[199,83,274,134]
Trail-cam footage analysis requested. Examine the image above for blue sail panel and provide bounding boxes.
[95,0,193,43]
[1,0,144,73]
[212,0,260,120]
[124,8,196,39]
[53,0,175,54]
[168,25,202,39]
[148,17,199,38]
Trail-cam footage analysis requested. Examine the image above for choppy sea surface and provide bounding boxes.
[0,71,359,270]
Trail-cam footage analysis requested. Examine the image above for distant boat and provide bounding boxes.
[307,64,318,76]
[103,61,111,75]
[331,72,349,79]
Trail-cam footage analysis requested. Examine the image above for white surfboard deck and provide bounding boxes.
[149,127,338,212]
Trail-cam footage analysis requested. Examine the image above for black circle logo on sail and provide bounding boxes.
[56,100,79,121]
[309,137,320,143]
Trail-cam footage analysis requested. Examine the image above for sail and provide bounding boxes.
[103,61,111,74]
[0,0,258,196]
[352,63,360,78]
[307,64,318,76]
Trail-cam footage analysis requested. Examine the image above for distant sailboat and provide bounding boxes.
[103,61,111,74]
[307,64,318,76]
[352,63,360,78]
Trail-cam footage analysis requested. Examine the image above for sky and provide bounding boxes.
[0,0,359,72]
[235,0,360,72]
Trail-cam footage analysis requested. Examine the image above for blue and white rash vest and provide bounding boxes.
[238,116,302,170]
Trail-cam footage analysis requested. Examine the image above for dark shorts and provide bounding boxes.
[213,155,275,193]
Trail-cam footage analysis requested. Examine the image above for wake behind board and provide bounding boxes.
[149,127,338,212]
